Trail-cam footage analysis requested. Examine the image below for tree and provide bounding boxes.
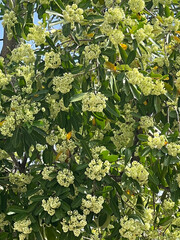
[0,0,180,239]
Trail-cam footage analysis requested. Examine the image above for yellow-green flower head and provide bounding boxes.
[44,51,61,70]
[81,194,104,215]
[125,161,149,185]
[2,10,17,40]
[11,43,35,65]
[42,196,61,216]
[128,0,145,13]
[0,70,11,88]
[82,92,107,112]
[84,44,101,61]
[85,158,110,181]
[63,4,84,23]
[119,216,144,240]
[176,174,180,188]
[27,23,49,45]
[57,169,74,187]
[53,73,74,94]
[42,166,55,181]
[61,210,87,237]
[0,213,8,230]
[14,219,32,235]
[139,116,154,131]
[109,29,124,46]
[166,142,180,157]
[104,7,125,23]
[148,132,166,149]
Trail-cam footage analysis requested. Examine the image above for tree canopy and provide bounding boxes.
[0,0,180,239]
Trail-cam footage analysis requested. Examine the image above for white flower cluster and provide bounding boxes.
[0,96,40,137]
[104,0,121,8]
[111,104,136,150]
[139,116,154,131]
[56,139,76,162]
[177,174,180,188]
[61,210,87,237]
[135,24,154,43]
[10,43,35,65]
[85,158,110,181]
[0,70,11,88]
[109,29,125,46]
[84,44,101,62]
[0,213,8,230]
[2,10,17,40]
[128,0,145,13]
[82,92,107,112]
[0,149,9,160]
[119,216,144,240]
[125,161,149,185]
[148,132,166,149]
[63,4,84,23]
[14,219,32,239]
[27,23,49,45]
[163,199,175,211]
[42,196,61,216]
[53,73,74,94]
[16,65,34,94]
[57,169,74,187]
[44,51,61,70]
[104,7,125,23]
[9,172,33,193]
[81,194,104,215]
[42,166,55,180]
[46,131,59,145]
[91,146,107,159]
[127,68,166,96]
[166,142,180,157]
[162,16,180,32]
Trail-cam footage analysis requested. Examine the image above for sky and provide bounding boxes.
[0,21,3,52]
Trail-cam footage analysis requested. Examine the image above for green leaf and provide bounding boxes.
[161,123,170,134]
[137,134,148,141]
[154,96,161,113]
[62,23,71,37]
[0,232,8,240]
[80,140,92,159]
[8,206,28,214]
[70,93,86,102]
[46,36,56,51]
[106,102,120,117]
[126,50,136,65]
[71,195,82,209]
[125,149,132,165]
[118,44,128,63]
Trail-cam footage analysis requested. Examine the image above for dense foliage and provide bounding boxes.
[0,0,180,239]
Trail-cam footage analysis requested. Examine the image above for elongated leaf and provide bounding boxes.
[126,50,136,65]
[118,44,128,63]
[62,23,71,37]
[70,93,86,102]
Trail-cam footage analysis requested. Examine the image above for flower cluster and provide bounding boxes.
[109,29,125,46]
[40,0,52,4]
[139,116,154,131]
[53,73,74,94]
[163,198,175,211]
[148,132,166,149]
[57,169,74,187]
[81,194,104,215]
[0,70,10,88]
[56,139,76,162]
[0,96,40,137]
[9,172,33,193]
[128,0,145,13]
[82,92,107,112]
[16,65,34,94]
[42,196,61,216]
[104,7,125,23]
[166,142,180,156]
[10,43,35,65]
[85,158,110,181]
[162,16,180,32]
[127,68,166,96]
[14,219,32,240]
[119,216,144,240]
[27,23,49,45]
[44,51,61,70]
[111,104,136,150]
[84,44,101,62]
[42,166,55,180]
[125,161,149,185]
[61,210,87,237]
[0,213,8,230]
[2,10,17,40]
[63,4,84,23]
